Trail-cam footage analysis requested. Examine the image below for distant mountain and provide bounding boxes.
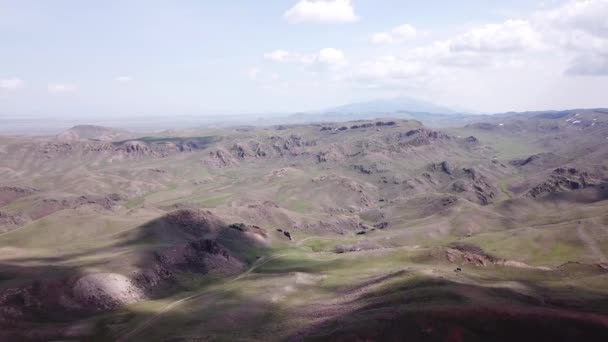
[285,97,477,127]
[323,97,457,115]
[56,125,134,142]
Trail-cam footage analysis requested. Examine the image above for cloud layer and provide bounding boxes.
[371,24,417,45]
[542,0,608,76]
[272,0,608,91]
[284,0,358,24]
[264,48,346,70]
[448,20,542,52]
[48,83,76,94]
[114,76,133,82]
[0,78,25,90]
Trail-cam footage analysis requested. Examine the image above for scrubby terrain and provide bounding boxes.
[1,110,608,341]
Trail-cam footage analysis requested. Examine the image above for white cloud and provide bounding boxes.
[343,56,434,90]
[114,76,133,82]
[264,50,292,62]
[538,0,608,76]
[350,56,425,80]
[262,0,608,102]
[566,53,608,75]
[248,68,261,81]
[425,1,608,76]
[247,67,280,82]
[48,83,76,94]
[449,20,543,52]
[545,0,608,38]
[438,52,491,68]
[386,19,544,70]
[284,0,358,24]
[264,48,346,70]
[0,78,25,90]
[314,48,346,68]
[554,30,608,54]
[343,19,545,89]
[370,33,393,45]
[494,58,526,69]
[371,24,417,45]
[410,41,490,68]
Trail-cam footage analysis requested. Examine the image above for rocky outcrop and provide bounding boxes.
[464,136,479,144]
[0,186,39,206]
[527,167,606,198]
[443,243,551,270]
[30,194,122,220]
[117,137,218,156]
[0,273,149,323]
[350,123,375,129]
[0,194,121,232]
[510,153,559,168]
[375,121,397,127]
[322,121,396,132]
[300,216,365,234]
[311,174,375,208]
[228,135,314,161]
[72,273,146,311]
[374,222,389,229]
[38,142,77,155]
[118,141,152,155]
[155,239,244,274]
[1,194,123,225]
[163,209,226,237]
[426,163,497,205]
[0,210,255,323]
[270,135,315,157]
[0,210,254,329]
[460,168,497,205]
[38,136,220,159]
[229,142,264,160]
[353,163,388,175]
[203,149,239,168]
[335,241,382,253]
[0,212,28,232]
[0,237,244,328]
[228,223,268,239]
[445,243,499,267]
[388,128,451,148]
[231,143,254,159]
[405,128,450,145]
[316,145,347,163]
[429,161,454,175]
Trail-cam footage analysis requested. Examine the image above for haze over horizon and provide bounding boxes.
[1,0,608,119]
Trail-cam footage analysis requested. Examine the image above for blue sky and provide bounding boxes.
[1,0,607,118]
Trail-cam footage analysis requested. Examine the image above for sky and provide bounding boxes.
[0,0,607,118]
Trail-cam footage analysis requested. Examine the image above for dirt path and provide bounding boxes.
[577,222,608,263]
[116,253,288,342]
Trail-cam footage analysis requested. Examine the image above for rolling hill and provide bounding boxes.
[0,110,607,341]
